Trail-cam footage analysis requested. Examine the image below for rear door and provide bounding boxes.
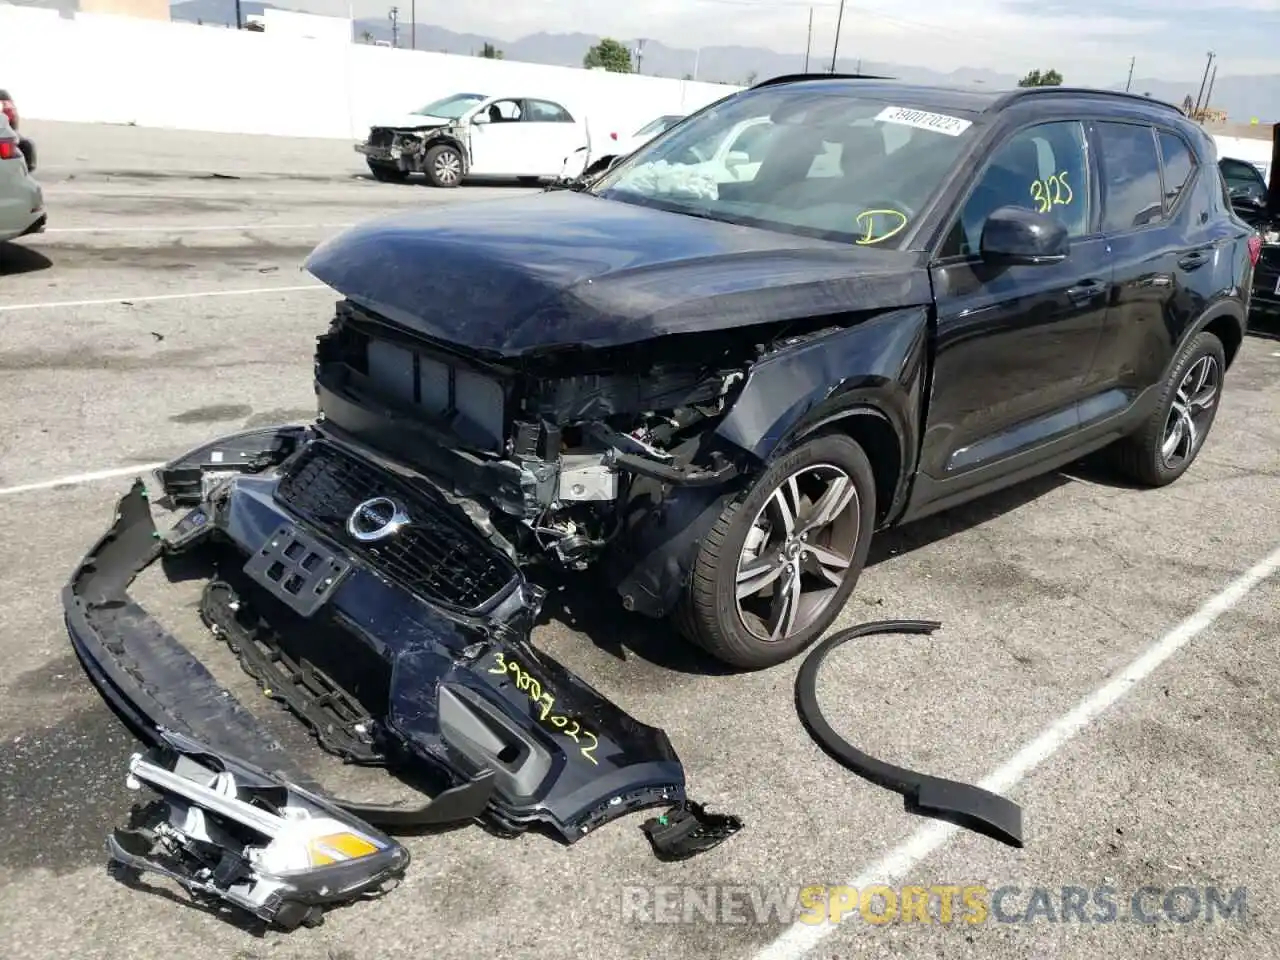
[918,118,1112,506]
[1087,120,1231,409]
[522,99,586,175]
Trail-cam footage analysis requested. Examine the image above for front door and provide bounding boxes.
[467,99,533,176]
[916,119,1111,510]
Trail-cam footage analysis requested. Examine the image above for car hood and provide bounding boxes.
[373,114,453,130]
[304,190,932,358]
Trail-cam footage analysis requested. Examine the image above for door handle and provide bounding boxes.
[1066,279,1106,303]
[1178,251,1209,270]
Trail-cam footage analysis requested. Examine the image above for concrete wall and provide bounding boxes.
[0,5,739,142]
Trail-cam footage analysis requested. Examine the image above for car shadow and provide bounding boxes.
[542,466,1100,676]
[1245,316,1280,341]
[0,240,52,276]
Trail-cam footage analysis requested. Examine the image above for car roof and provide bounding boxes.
[749,75,1185,121]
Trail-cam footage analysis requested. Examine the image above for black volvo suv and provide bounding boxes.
[64,78,1260,849]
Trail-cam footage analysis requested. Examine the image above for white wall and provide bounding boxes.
[0,4,739,142]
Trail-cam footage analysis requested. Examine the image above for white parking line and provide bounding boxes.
[41,222,354,234]
[0,463,166,498]
[0,283,329,312]
[754,540,1280,960]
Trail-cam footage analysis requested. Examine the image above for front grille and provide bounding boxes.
[275,441,518,614]
[368,128,394,149]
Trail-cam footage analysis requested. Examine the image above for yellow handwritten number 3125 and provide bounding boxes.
[1029,170,1073,214]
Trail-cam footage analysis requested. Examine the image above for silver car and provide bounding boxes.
[0,114,44,242]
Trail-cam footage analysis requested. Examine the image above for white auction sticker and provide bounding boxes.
[875,105,973,136]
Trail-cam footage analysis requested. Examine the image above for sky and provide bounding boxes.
[287,0,1280,85]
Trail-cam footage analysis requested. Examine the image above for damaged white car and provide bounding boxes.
[355,92,590,187]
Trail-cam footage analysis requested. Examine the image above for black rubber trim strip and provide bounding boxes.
[794,619,1024,848]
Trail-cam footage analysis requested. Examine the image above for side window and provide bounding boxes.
[525,99,574,123]
[1095,121,1164,232]
[484,99,522,123]
[941,120,1091,258]
[1156,130,1196,212]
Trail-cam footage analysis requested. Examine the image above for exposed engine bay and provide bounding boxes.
[314,299,834,580]
[357,121,469,176]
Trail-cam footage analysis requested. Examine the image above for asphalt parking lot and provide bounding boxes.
[1,118,1278,960]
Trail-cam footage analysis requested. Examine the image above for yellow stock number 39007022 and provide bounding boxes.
[1029,170,1073,214]
[488,651,600,765]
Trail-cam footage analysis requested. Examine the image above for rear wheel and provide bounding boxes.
[424,145,463,188]
[676,433,876,670]
[1107,330,1225,486]
[366,160,408,183]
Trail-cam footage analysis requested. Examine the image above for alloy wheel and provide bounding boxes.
[434,151,461,184]
[1161,354,1219,469]
[734,463,862,643]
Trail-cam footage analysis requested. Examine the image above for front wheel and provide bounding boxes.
[423,144,463,188]
[676,433,877,670]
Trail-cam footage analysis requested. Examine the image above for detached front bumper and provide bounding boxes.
[64,425,688,843]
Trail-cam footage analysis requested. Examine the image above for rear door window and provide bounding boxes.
[1156,130,1196,212]
[1095,121,1164,232]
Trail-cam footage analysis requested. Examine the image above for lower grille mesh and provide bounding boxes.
[275,441,517,613]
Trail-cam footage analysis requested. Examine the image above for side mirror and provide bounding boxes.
[471,112,490,125]
[725,150,750,167]
[980,205,1069,265]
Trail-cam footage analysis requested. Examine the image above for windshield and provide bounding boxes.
[635,115,684,137]
[590,87,981,247]
[413,93,487,119]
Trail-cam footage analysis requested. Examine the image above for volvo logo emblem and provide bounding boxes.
[346,496,410,543]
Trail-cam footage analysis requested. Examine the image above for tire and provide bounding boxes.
[366,161,408,183]
[1107,329,1226,487]
[423,144,463,188]
[676,432,877,670]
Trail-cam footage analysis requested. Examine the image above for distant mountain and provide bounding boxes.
[161,3,1280,122]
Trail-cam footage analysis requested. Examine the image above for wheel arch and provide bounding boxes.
[1184,299,1245,372]
[787,406,906,527]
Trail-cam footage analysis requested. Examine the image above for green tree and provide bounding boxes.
[478,41,504,59]
[1017,68,1063,87]
[584,38,633,73]
[744,70,758,86]
[359,30,374,43]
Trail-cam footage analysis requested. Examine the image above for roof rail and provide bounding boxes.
[751,72,895,89]
[997,85,1184,115]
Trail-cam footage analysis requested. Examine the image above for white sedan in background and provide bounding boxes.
[355,93,590,187]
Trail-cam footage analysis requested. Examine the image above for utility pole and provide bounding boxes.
[1203,62,1218,111]
[388,7,399,47]
[829,0,846,73]
[410,0,415,49]
[1125,56,1134,92]
[234,0,242,29]
[803,7,813,73]
[635,38,646,74]
[1193,51,1215,112]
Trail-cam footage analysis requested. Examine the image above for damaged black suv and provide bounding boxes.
[64,77,1258,854]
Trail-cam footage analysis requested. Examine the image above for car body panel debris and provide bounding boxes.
[794,620,1024,848]
[64,453,692,849]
